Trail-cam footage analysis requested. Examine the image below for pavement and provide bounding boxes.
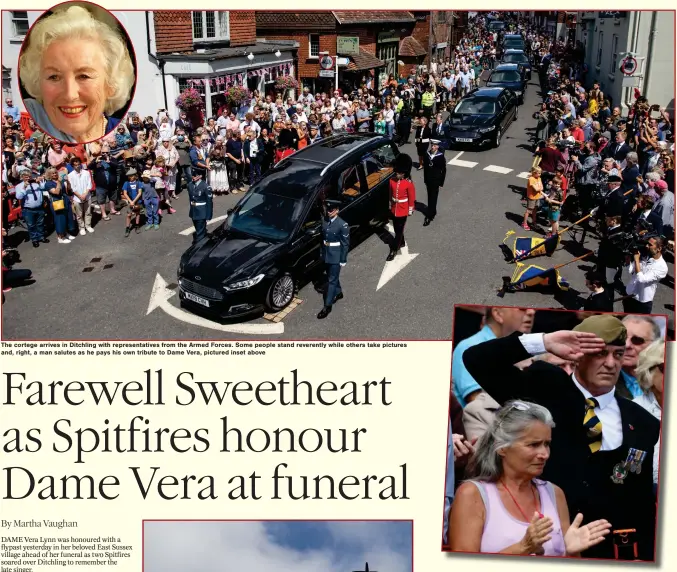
[3,75,674,340]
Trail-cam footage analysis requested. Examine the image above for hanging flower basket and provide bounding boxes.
[275,75,299,90]
[225,86,251,106]
[175,87,204,110]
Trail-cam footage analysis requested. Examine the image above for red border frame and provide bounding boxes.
[440,303,670,562]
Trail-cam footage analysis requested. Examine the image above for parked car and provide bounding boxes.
[485,64,527,104]
[500,49,532,79]
[444,87,519,149]
[177,134,399,320]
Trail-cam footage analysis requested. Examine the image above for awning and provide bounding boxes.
[399,36,427,58]
[344,49,386,72]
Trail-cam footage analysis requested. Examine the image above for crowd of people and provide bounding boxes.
[444,306,665,560]
[521,30,674,315]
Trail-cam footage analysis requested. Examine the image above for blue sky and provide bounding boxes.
[144,521,412,572]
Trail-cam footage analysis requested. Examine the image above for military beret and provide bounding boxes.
[573,314,627,346]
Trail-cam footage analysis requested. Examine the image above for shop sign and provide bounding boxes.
[337,36,359,55]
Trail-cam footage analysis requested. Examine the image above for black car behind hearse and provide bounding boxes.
[444,87,518,149]
[177,134,399,321]
[485,63,527,104]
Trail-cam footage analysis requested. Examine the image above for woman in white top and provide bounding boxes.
[633,340,664,495]
[331,111,346,134]
[383,102,395,138]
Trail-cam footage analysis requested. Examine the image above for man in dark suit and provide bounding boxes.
[317,199,349,320]
[603,131,631,163]
[463,314,659,560]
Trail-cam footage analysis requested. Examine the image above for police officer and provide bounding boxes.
[317,199,349,320]
[187,170,213,244]
[423,139,446,226]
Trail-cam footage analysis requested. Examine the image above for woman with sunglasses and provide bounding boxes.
[450,400,611,556]
[633,340,665,496]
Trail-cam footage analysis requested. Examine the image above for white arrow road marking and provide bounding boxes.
[178,214,229,236]
[448,151,478,168]
[484,165,514,174]
[377,223,419,291]
[516,171,531,179]
[147,273,284,334]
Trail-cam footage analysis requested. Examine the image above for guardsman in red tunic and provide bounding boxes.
[387,153,416,261]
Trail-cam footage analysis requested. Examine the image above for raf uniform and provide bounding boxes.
[423,140,447,226]
[187,172,213,243]
[318,200,350,320]
[463,315,659,561]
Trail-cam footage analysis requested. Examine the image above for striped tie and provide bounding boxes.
[584,397,603,453]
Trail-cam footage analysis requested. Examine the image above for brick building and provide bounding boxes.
[150,10,298,118]
[257,11,436,93]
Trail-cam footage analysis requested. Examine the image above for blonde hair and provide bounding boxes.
[635,340,665,391]
[531,166,542,175]
[19,5,135,115]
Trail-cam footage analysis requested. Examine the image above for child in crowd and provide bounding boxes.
[141,170,160,231]
[122,168,143,237]
[544,175,564,236]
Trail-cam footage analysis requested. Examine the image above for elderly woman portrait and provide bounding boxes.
[450,400,611,557]
[19,3,135,144]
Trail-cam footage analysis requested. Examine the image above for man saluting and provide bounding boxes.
[317,199,349,320]
[423,139,446,226]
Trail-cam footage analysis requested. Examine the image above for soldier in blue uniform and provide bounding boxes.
[317,199,350,320]
[187,171,213,243]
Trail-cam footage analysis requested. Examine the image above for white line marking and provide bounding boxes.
[451,152,464,161]
[179,214,228,236]
[148,273,284,334]
[516,172,531,179]
[377,223,419,291]
[484,165,514,174]
[448,159,479,168]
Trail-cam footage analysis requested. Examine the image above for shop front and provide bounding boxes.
[162,43,297,119]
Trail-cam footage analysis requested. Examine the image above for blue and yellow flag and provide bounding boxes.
[500,230,560,263]
[498,262,570,297]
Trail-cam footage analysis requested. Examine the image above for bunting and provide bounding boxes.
[184,63,293,89]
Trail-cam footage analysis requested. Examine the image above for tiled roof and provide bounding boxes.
[345,48,385,72]
[256,12,336,30]
[332,11,415,25]
[399,36,427,57]
[154,11,193,54]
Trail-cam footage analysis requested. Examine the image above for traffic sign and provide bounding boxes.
[320,55,334,70]
[620,56,637,76]
[318,70,334,78]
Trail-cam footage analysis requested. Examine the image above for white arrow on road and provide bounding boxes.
[448,151,478,168]
[377,223,419,291]
[147,273,284,334]
[178,214,229,236]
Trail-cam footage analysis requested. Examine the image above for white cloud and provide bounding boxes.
[144,521,410,572]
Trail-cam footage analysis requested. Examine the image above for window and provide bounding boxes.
[338,165,363,201]
[372,143,397,167]
[11,11,29,37]
[192,11,229,42]
[610,34,619,74]
[596,31,603,66]
[309,34,320,59]
[437,12,447,24]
